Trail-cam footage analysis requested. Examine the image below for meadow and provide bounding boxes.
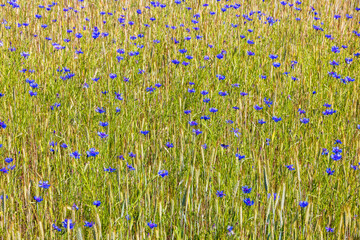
[0,0,360,239]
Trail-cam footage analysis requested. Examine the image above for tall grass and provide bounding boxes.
[0,0,360,239]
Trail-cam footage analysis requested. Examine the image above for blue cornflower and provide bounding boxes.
[242,186,252,194]
[34,196,43,202]
[62,219,74,230]
[158,170,168,178]
[129,152,136,158]
[286,165,295,171]
[127,163,135,171]
[39,181,51,189]
[216,191,226,198]
[329,60,339,66]
[52,224,62,232]
[93,201,101,207]
[326,168,335,175]
[104,167,116,172]
[70,151,81,159]
[254,105,263,111]
[189,121,198,126]
[84,221,95,228]
[244,198,254,206]
[96,107,105,114]
[298,109,306,114]
[299,201,308,208]
[5,158,13,163]
[273,62,281,68]
[184,110,191,114]
[98,132,108,139]
[300,118,309,124]
[201,115,210,120]
[235,154,245,160]
[322,148,329,155]
[272,116,282,122]
[165,142,174,148]
[209,108,218,113]
[258,119,266,124]
[141,130,149,135]
[331,46,340,53]
[331,154,342,161]
[109,73,117,79]
[99,122,108,127]
[0,121,7,129]
[264,98,273,107]
[326,227,334,232]
[86,148,99,158]
[147,221,157,229]
[193,129,202,135]
[61,143,68,148]
[269,54,278,59]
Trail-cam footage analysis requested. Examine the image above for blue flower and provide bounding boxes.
[5,158,13,163]
[209,108,218,113]
[258,119,266,124]
[62,219,74,230]
[273,62,281,68]
[244,198,254,206]
[242,186,252,194]
[141,131,149,135]
[165,142,174,148]
[299,201,308,208]
[326,168,335,175]
[147,221,157,229]
[235,154,245,160]
[286,165,295,171]
[193,129,202,135]
[34,196,43,202]
[300,118,309,124]
[272,116,282,122]
[70,151,81,159]
[93,200,101,207]
[254,105,263,111]
[86,148,99,158]
[216,191,226,198]
[52,224,62,232]
[84,221,95,228]
[158,170,168,178]
[127,163,135,171]
[39,181,51,189]
[104,167,116,172]
[98,132,108,139]
[325,227,334,232]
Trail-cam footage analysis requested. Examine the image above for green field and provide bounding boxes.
[0,0,360,239]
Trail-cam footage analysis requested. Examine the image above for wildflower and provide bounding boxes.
[104,167,116,172]
[165,142,174,148]
[84,221,95,228]
[39,181,51,189]
[86,148,99,158]
[235,154,245,160]
[299,201,308,208]
[193,129,202,135]
[286,165,295,171]
[326,168,335,175]
[127,163,135,171]
[70,151,81,159]
[272,116,282,122]
[242,186,252,194]
[216,191,226,198]
[244,198,254,206]
[158,170,168,178]
[52,224,62,232]
[326,227,334,232]
[62,219,74,230]
[34,196,43,202]
[147,221,157,229]
[300,118,309,124]
[93,201,101,207]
